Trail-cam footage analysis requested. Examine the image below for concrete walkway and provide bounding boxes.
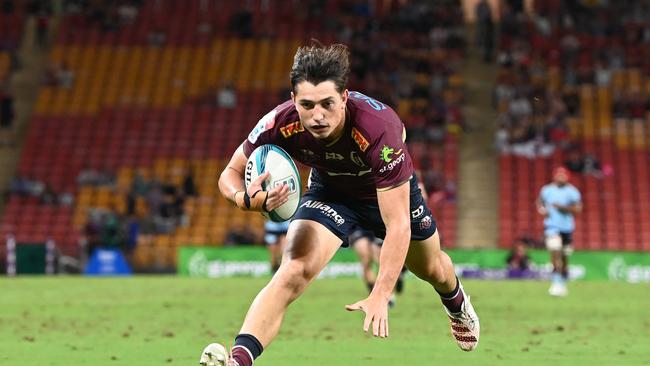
[456,29,500,248]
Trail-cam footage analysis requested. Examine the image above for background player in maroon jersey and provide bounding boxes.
[200,44,479,366]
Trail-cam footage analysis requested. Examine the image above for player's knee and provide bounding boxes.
[273,260,314,296]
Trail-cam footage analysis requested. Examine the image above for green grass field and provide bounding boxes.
[1,277,649,366]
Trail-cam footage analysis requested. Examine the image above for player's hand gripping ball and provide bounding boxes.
[245,144,301,222]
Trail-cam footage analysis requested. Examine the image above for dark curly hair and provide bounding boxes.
[289,43,350,94]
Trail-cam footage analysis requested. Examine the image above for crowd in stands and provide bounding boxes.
[0,0,468,261]
[493,0,650,162]
[80,167,197,255]
[327,0,466,209]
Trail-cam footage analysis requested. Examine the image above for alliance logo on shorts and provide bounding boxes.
[300,200,345,226]
[280,121,304,138]
[351,127,369,152]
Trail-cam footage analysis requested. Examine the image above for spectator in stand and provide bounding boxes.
[146,28,166,47]
[229,5,253,38]
[182,167,197,197]
[217,82,237,109]
[83,209,104,256]
[36,11,49,46]
[57,62,75,89]
[0,88,15,147]
[506,239,531,271]
[475,0,494,63]
[40,183,57,205]
[564,146,603,178]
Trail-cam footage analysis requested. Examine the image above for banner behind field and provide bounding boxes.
[178,247,650,283]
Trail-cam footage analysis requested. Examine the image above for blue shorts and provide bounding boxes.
[293,173,437,247]
[264,220,289,245]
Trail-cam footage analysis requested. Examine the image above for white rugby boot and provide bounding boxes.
[444,285,480,351]
[199,343,236,366]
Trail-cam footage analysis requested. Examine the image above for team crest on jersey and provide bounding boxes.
[351,127,369,152]
[248,109,276,143]
[280,121,304,138]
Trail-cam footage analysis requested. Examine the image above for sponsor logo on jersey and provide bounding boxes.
[300,200,345,226]
[351,127,369,152]
[380,145,403,163]
[248,109,277,143]
[272,176,298,194]
[350,151,367,167]
[280,121,304,138]
[325,152,344,160]
[379,151,405,174]
[325,168,372,177]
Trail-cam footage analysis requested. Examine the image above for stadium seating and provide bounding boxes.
[1,0,464,268]
[496,4,650,252]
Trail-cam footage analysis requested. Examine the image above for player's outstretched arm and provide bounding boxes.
[346,181,411,338]
[218,144,289,212]
[536,198,548,216]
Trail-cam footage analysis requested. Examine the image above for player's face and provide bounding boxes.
[292,81,348,143]
[554,172,568,185]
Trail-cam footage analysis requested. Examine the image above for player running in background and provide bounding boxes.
[263,220,289,274]
[536,167,582,297]
[201,43,479,366]
[348,229,406,307]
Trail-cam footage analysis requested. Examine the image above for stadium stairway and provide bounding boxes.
[0,13,59,216]
[456,28,499,249]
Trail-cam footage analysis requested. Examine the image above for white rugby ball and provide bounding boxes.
[245,144,301,222]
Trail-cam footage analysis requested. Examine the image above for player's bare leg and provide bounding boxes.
[267,234,286,274]
[405,230,480,351]
[240,220,341,344]
[201,220,342,366]
[353,237,377,291]
[549,250,567,296]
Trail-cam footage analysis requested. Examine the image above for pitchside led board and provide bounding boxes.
[178,247,650,283]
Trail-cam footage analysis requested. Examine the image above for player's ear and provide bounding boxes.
[341,89,349,108]
[291,91,296,103]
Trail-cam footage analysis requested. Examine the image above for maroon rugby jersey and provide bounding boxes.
[242,91,413,201]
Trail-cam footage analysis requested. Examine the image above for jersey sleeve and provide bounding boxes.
[365,124,413,190]
[242,108,279,157]
[539,186,548,204]
[571,187,582,204]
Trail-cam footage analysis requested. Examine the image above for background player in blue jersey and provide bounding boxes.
[264,220,289,274]
[201,44,479,366]
[537,167,582,297]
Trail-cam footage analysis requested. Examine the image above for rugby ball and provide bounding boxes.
[245,144,301,222]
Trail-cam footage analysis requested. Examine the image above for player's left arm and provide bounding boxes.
[345,180,410,338]
[374,181,411,301]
